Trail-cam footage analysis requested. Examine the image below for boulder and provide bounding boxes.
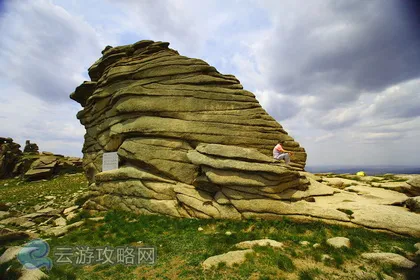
[202,249,253,269]
[361,252,416,269]
[327,237,351,248]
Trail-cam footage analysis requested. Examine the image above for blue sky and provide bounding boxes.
[0,0,419,167]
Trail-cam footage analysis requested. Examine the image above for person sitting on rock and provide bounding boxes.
[273,141,293,165]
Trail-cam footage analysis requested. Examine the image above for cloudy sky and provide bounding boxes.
[0,0,419,168]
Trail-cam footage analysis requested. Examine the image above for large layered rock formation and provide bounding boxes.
[71,40,420,238]
[71,40,307,214]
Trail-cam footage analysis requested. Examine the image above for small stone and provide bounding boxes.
[198,227,203,231]
[327,237,351,248]
[361,252,416,269]
[45,195,56,200]
[3,183,8,187]
[45,220,84,237]
[414,243,420,250]
[37,207,56,213]
[299,241,310,246]
[313,243,321,248]
[321,254,333,262]
[63,205,79,215]
[225,231,232,236]
[88,217,104,222]
[54,217,67,226]
[66,212,77,221]
[21,221,36,228]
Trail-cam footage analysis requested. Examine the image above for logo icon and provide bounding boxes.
[17,239,53,270]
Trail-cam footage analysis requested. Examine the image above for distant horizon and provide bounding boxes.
[306,164,419,168]
[305,164,420,175]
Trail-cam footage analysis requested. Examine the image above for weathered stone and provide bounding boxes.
[361,252,416,268]
[299,241,310,246]
[235,239,284,249]
[0,246,22,264]
[44,221,85,237]
[63,205,79,215]
[371,181,413,193]
[214,191,230,205]
[327,237,351,248]
[202,249,253,269]
[407,176,420,195]
[54,217,67,226]
[344,185,408,205]
[321,254,333,262]
[20,267,49,280]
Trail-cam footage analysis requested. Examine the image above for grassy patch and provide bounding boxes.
[298,268,322,280]
[276,253,295,272]
[2,174,420,279]
[0,173,87,212]
[34,211,419,279]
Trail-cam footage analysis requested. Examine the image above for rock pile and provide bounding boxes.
[0,137,83,180]
[23,140,39,154]
[0,137,22,179]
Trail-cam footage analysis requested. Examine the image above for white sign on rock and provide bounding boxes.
[102,152,119,172]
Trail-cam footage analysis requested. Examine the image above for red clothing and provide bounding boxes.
[274,144,284,152]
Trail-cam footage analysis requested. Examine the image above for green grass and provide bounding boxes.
[36,211,419,279]
[298,268,322,280]
[1,174,420,279]
[0,173,87,212]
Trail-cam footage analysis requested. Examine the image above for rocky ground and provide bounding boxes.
[0,172,419,279]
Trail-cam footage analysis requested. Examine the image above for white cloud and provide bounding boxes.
[1,0,419,167]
